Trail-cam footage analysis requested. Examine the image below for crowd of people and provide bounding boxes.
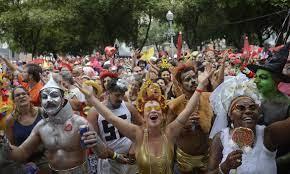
[0,42,289,174]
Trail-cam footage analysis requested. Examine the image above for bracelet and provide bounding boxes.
[112,152,117,160]
[195,88,203,93]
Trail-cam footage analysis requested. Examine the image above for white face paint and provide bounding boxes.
[41,88,63,116]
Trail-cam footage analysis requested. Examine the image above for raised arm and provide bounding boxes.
[0,56,20,72]
[166,71,213,142]
[77,85,140,143]
[0,124,42,162]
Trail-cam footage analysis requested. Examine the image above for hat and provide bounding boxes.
[41,74,63,92]
[248,42,290,82]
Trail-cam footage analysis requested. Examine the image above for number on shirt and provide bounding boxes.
[101,114,127,141]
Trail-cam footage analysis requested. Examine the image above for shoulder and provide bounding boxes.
[211,131,223,148]
[5,114,16,128]
[72,114,88,125]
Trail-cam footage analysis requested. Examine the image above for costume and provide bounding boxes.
[136,129,174,174]
[168,92,213,172]
[209,73,261,138]
[0,75,107,174]
[0,74,13,130]
[220,125,276,174]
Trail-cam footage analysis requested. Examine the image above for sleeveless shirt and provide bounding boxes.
[13,112,42,146]
[220,125,277,174]
[98,101,132,153]
[136,130,174,174]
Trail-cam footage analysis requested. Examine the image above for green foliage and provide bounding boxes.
[0,0,289,55]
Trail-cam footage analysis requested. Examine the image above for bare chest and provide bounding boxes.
[39,123,81,150]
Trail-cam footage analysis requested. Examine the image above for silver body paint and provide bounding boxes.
[41,88,63,116]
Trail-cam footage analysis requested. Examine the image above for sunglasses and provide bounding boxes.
[232,104,258,112]
[144,105,161,112]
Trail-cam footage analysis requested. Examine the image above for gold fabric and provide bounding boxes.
[167,92,213,133]
[49,161,88,174]
[176,147,206,172]
[136,130,174,174]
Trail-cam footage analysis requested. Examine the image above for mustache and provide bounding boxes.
[44,102,59,108]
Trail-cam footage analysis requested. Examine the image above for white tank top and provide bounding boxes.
[98,101,132,154]
[220,125,277,174]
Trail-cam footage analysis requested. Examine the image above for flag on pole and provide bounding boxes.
[177,32,182,60]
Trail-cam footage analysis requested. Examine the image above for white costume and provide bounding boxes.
[220,125,276,174]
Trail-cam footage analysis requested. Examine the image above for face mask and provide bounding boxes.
[41,88,63,116]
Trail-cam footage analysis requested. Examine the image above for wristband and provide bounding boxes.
[195,88,203,93]
[112,152,117,160]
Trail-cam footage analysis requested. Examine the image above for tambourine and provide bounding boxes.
[232,127,254,149]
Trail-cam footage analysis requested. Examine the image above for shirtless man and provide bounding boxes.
[168,64,214,174]
[0,76,108,173]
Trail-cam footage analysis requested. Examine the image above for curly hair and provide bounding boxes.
[136,94,167,114]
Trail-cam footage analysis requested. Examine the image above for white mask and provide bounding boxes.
[41,88,63,116]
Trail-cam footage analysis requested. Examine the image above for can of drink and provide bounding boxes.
[79,125,89,148]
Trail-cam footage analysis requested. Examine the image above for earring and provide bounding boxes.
[230,123,234,129]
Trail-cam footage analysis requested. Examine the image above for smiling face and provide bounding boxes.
[180,70,198,93]
[161,70,170,83]
[13,87,30,107]
[254,69,276,97]
[41,88,64,116]
[144,100,163,128]
[229,97,259,130]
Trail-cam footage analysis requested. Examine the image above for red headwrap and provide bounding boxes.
[99,70,118,80]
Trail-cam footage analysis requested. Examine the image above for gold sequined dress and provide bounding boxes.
[136,129,174,174]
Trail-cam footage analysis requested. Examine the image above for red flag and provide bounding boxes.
[177,32,182,60]
[243,35,250,59]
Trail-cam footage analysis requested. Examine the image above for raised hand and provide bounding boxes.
[197,68,215,90]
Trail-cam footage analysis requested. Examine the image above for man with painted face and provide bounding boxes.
[87,78,142,174]
[168,64,214,174]
[248,43,290,174]
[0,76,108,173]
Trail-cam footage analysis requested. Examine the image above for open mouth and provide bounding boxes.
[45,103,57,109]
[149,114,158,121]
[242,116,254,123]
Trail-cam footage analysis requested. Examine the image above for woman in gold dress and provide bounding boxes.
[77,73,212,174]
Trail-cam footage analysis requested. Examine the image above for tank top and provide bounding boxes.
[13,112,42,146]
[220,125,277,174]
[136,129,174,174]
[98,101,132,153]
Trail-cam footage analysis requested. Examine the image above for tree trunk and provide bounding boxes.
[139,12,152,51]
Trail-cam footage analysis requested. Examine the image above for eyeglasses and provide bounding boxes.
[144,105,161,112]
[232,104,258,112]
[14,92,28,98]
